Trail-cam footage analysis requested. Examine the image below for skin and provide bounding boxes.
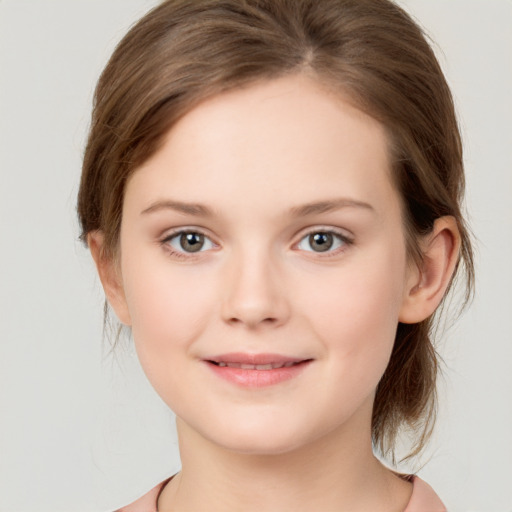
[90,74,460,511]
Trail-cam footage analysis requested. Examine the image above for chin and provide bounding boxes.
[196,414,328,457]
[213,432,307,456]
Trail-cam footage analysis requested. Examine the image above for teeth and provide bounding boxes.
[255,364,274,370]
[214,361,298,370]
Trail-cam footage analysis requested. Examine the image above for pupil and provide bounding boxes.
[181,232,204,252]
[310,232,333,252]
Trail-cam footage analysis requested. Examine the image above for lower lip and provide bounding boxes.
[205,361,311,388]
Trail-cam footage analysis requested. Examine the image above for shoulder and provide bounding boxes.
[403,475,447,512]
[113,476,173,512]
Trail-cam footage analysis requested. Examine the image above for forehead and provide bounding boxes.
[125,74,399,221]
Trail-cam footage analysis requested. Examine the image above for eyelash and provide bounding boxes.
[159,227,354,260]
[295,228,353,258]
[160,229,215,261]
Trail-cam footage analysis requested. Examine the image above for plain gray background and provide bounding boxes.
[1,1,511,511]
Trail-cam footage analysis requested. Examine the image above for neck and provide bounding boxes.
[157,408,412,512]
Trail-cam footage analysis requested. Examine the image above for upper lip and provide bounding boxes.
[205,353,310,365]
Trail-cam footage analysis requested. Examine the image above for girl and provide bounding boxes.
[78,0,473,510]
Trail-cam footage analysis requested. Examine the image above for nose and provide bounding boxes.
[220,249,290,329]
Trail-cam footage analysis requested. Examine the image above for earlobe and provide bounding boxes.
[87,231,132,326]
[399,216,461,324]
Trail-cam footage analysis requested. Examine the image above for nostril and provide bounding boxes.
[227,316,278,327]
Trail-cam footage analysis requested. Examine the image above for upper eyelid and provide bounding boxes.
[161,226,216,242]
[294,229,352,251]
[295,225,354,242]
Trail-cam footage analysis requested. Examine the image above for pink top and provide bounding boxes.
[114,475,446,512]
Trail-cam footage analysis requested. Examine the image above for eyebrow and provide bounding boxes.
[141,200,215,217]
[140,197,375,217]
[288,198,375,217]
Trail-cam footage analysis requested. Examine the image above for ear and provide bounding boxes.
[88,231,132,326]
[399,216,461,324]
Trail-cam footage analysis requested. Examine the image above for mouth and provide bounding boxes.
[204,353,313,387]
[207,360,303,370]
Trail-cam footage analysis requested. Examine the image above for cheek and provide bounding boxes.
[121,257,216,358]
[120,262,221,410]
[299,249,407,375]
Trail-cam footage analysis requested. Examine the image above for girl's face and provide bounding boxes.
[114,74,418,454]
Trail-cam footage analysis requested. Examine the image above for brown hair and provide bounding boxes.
[77,0,474,463]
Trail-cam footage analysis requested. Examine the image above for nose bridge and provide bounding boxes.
[221,242,289,329]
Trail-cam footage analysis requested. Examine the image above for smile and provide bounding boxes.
[211,361,299,370]
[204,353,313,387]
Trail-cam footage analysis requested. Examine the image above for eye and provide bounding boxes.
[296,230,350,254]
[164,231,215,254]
